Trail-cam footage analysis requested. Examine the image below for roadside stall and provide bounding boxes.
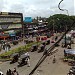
[64,49,75,64]
[64,49,75,57]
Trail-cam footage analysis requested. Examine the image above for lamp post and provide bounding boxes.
[58,0,69,47]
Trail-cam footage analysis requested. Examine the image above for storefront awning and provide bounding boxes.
[65,49,75,55]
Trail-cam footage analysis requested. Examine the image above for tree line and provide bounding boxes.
[47,14,75,32]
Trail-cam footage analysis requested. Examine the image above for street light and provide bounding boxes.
[58,0,69,47]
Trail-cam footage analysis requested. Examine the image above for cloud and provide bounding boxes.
[10,4,25,13]
[0,0,74,18]
[0,0,5,11]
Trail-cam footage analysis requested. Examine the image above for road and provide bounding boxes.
[0,33,73,75]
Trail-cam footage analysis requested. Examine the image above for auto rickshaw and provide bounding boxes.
[38,44,45,53]
[68,66,75,75]
[18,54,30,66]
[10,53,19,64]
[31,44,38,52]
[46,40,50,45]
[25,39,33,44]
[42,41,46,46]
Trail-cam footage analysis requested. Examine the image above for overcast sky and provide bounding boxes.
[0,0,75,18]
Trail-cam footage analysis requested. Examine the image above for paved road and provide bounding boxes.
[0,33,72,75]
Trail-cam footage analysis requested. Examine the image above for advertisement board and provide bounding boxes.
[24,17,32,23]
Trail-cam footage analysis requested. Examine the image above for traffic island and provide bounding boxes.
[0,42,41,61]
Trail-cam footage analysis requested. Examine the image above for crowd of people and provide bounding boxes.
[6,68,19,75]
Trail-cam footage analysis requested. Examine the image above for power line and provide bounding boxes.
[28,0,74,75]
[58,0,69,15]
[28,21,75,75]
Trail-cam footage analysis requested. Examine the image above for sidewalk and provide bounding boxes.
[0,41,26,54]
[0,33,61,55]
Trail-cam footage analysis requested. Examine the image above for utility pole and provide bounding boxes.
[21,13,24,42]
[58,0,69,47]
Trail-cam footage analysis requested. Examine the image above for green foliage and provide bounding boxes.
[0,42,41,59]
[47,14,75,32]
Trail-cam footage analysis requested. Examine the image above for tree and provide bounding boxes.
[47,14,75,32]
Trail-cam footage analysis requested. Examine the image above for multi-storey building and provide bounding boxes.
[0,12,23,40]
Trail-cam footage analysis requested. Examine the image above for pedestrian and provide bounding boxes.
[27,57,30,67]
[8,69,12,75]
[67,45,71,49]
[7,44,11,51]
[13,68,16,72]
[52,55,56,63]
[12,68,19,75]
[37,71,40,75]
[25,52,30,59]
[55,36,58,41]
[6,70,9,75]
[25,52,30,67]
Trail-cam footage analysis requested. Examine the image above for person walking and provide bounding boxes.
[37,71,40,75]
[6,69,12,75]
[67,45,71,49]
[6,70,9,75]
[25,52,30,67]
[27,57,30,67]
[52,55,56,63]
[8,69,12,75]
[12,68,19,75]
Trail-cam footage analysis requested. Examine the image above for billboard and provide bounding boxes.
[24,17,32,23]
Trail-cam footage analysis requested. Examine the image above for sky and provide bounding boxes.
[0,0,75,18]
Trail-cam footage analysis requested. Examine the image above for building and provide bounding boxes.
[23,17,48,36]
[0,12,23,40]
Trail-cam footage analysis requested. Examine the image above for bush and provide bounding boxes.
[0,42,41,59]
